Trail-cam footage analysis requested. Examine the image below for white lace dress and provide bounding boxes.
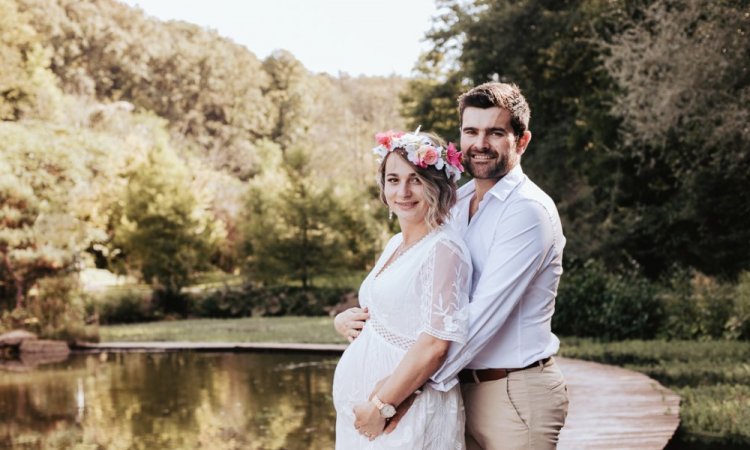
[332,226,472,449]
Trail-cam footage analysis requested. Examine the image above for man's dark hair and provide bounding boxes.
[458,82,531,137]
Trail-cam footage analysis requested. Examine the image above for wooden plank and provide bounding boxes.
[75,343,680,449]
[557,357,680,450]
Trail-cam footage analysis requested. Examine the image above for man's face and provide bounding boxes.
[460,107,528,181]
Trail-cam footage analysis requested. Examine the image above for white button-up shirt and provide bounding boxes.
[431,165,565,391]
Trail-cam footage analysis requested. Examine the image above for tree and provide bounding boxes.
[263,50,313,150]
[243,142,383,288]
[16,0,273,179]
[0,122,91,309]
[114,135,213,312]
[405,0,627,261]
[305,73,409,186]
[0,0,64,121]
[599,0,750,278]
[406,0,750,279]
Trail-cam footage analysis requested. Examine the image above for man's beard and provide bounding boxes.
[464,150,513,180]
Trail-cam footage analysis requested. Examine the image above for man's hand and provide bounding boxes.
[369,376,419,435]
[334,307,369,342]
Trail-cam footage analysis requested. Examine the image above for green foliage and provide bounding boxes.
[189,285,353,318]
[407,0,750,280]
[728,272,750,340]
[401,71,468,144]
[263,50,313,150]
[554,260,662,340]
[556,263,750,342]
[560,338,750,447]
[243,142,383,288]
[1,0,408,347]
[113,137,213,309]
[92,280,355,324]
[16,0,272,178]
[659,269,736,340]
[0,0,63,121]
[0,275,94,342]
[0,122,103,309]
[90,286,156,325]
[601,0,750,279]
[676,384,750,447]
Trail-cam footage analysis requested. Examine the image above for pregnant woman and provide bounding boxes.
[332,129,471,449]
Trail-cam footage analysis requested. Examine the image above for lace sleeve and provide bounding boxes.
[417,237,471,344]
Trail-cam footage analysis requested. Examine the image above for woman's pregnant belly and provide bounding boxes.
[332,324,406,413]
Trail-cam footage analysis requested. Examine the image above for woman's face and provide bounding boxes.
[383,153,429,226]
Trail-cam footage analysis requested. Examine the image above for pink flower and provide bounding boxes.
[446,142,464,171]
[375,130,405,150]
[417,145,438,166]
[423,148,438,166]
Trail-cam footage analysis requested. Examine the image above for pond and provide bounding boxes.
[0,351,339,449]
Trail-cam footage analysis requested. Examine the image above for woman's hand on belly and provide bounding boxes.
[334,307,370,342]
[353,401,386,441]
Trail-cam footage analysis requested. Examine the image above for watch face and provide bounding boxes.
[380,404,397,418]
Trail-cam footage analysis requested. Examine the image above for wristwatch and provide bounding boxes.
[370,394,397,419]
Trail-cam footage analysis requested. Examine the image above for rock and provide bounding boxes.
[19,351,70,367]
[0,330,38,346]
[19,339,70,356]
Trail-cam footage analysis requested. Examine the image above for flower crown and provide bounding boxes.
[372,127,464,181]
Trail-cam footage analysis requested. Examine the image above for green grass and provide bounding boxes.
[99,316,344,344]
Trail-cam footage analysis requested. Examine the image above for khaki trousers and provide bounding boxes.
[461,357,569,450]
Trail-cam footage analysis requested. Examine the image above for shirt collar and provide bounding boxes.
[457,165,525,203]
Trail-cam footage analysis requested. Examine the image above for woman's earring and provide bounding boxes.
[389,208,393,220]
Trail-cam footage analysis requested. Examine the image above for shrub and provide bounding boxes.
[554,260,662,340]
[188,284,353,318]
[659,269,736,340]
[91,286,158,324]
[0,275,96,342]
[727,272,750,340]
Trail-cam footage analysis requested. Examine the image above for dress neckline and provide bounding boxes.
[374,228,439,280]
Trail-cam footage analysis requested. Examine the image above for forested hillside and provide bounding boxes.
[1,0,406,324]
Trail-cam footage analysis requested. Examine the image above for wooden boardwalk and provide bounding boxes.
[76,343,680,449]
[557,357,680,449]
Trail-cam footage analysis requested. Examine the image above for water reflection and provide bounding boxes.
[0,352,339,449]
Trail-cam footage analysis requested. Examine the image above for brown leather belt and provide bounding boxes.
[458,357,551,384]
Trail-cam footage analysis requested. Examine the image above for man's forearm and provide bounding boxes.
[373,333,449,407]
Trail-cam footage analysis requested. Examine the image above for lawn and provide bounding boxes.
[98,316,344,344]
[98,317,750,448]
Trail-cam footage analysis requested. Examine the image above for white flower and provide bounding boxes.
[373,145,388,159]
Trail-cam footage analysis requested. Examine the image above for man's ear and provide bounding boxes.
[516,130,532,156]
